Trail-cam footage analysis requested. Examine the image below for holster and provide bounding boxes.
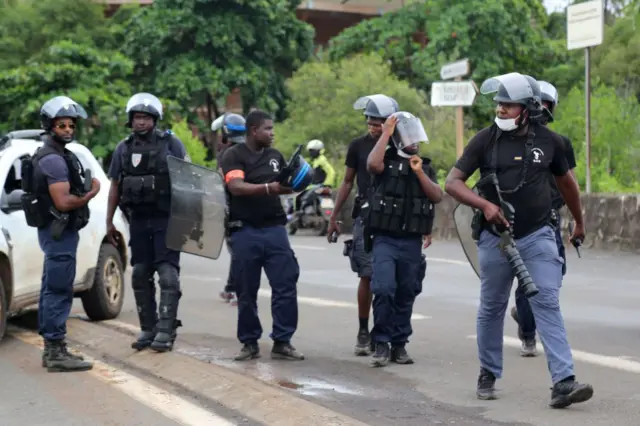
[49,207,70,240]
[550,209,560,229]
[351,196,362,219]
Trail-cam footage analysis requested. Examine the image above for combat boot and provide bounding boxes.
[370,342,390,367]
[150,290,182,353]
[42,340,85,367]
[131,269,158,350]
[44,340,93,373]
[390,344,414,364]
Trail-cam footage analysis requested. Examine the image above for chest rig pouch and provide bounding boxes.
[119,132,171,215]
[367,157,433,236]
[21,144,90,231]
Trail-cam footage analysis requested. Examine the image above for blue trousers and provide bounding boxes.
[515,218,566,340]
[37,226,79,341]
[371,235,423,345]
[477,226,574,384]
[224,238,236,293]
[230,225,300,343]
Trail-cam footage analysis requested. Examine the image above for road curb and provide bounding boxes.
[66,319,369,426]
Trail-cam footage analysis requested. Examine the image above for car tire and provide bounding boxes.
[0,278,7,341]
[81,243,124,321]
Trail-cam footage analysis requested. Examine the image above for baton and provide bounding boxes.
[568,221,582,258]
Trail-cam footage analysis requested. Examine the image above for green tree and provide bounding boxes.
[121,0,315,129]
[550,84,640,192]
[275,53,473,176]
[327,0,559,124]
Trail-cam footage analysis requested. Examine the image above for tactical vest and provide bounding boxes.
[366,156,434,236]
[118,130,172,216]
[21,142,90,230]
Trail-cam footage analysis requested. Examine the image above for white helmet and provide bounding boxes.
[307,139,324,151]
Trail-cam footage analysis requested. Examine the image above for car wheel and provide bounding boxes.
[81,243,125,321]
[0,278,6,341]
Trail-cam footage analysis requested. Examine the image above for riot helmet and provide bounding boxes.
[306,139,324,159]
[40,96,87,131]
[125,93,163,130]
[284,157,314,191]
[480,72,543,131]
[211,113,246,144]
[40,96,88,143]
[390,112,429,156]
[538,80,559,123]
[353,94,399,119]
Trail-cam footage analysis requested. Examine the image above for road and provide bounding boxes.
[3,234,640,426]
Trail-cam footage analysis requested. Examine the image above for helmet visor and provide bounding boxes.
[480,72,536,101]
[393,112,428,149]
[353,94,397,118]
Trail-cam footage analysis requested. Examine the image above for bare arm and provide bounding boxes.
[444,168,492,211]
[366,131,391,175]
[416,169,443,204]
[330,167,355,222]
[554,173,584,225]
[106,179,120,225]
[48,182,92,212]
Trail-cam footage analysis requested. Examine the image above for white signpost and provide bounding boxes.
[567,0,604,194]
[431,58,474,158]
[431,81,476,107]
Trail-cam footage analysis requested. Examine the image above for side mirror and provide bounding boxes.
[1,189,24,213]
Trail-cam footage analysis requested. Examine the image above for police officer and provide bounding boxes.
[444,73,593,408]
[366,112,441,367]
[212,112,247,305]
[220,109,308,362]
[25,96,99,372]
[106,93,188,353]
[327,94,399,356]
[509,81,578,357]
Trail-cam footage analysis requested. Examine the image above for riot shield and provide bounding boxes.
[452,199,481,279]
[165,156,227,260]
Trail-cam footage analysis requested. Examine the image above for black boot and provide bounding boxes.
[44,340,93,373]
[549,376,594,409]
[150,289,182,353]
[42,340,84,367]
[131,266,158,350]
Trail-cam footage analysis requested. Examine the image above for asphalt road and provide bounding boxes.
[4,234,640,425]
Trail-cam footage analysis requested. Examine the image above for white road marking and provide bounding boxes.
[182,275,222,282]
[427,257,470,266]
[258,289,430,320]
[291,244,327,251]
[10,328,235,426]
[467,334,640,374]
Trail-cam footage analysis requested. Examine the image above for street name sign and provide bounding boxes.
[430,81,476,107]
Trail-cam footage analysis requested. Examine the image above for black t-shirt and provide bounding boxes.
[455,124,569,238]
[550,135,577,209]
[220,143,287,228]
[345,133,377,198]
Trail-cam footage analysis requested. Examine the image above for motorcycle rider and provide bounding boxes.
[292,140,336,214]
[212,112,247,305]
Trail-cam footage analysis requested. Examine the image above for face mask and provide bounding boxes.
[494,116,519,132]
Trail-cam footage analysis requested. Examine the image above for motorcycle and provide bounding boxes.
[285,184,334,236]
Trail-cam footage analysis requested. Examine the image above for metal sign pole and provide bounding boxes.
[585,46,592,194]
[455,76,464,158]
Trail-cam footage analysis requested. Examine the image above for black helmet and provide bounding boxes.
[211,113,246,144]
[353,94,399,119]
[125,92,163,127]
[480,72,543,115]
[538,81,559,123]
[40,96,88,131]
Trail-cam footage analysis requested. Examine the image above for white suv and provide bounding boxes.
[0,130,130,340]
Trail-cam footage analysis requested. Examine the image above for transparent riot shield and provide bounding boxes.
[452,196,481,279]
[165,156,227,259]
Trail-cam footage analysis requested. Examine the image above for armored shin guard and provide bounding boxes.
[151,263,182,353]
[131,264,158,350]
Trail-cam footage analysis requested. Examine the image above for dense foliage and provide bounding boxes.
[0,0,638,191]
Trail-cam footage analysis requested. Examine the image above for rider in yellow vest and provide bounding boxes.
[307,139,335,187]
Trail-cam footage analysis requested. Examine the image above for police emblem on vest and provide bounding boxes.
[118,129,172,215]
[366,155,433,235]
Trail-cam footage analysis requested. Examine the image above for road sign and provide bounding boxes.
[430,81,476,107]
[440,59,469,80]
[567,0,604,50]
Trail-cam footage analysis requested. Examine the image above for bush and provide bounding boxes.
[169,119,213,169]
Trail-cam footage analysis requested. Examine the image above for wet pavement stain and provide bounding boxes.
[277,379,303,390]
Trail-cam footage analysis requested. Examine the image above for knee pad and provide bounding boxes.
[157,263,180,291]
[132,264,152,289]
